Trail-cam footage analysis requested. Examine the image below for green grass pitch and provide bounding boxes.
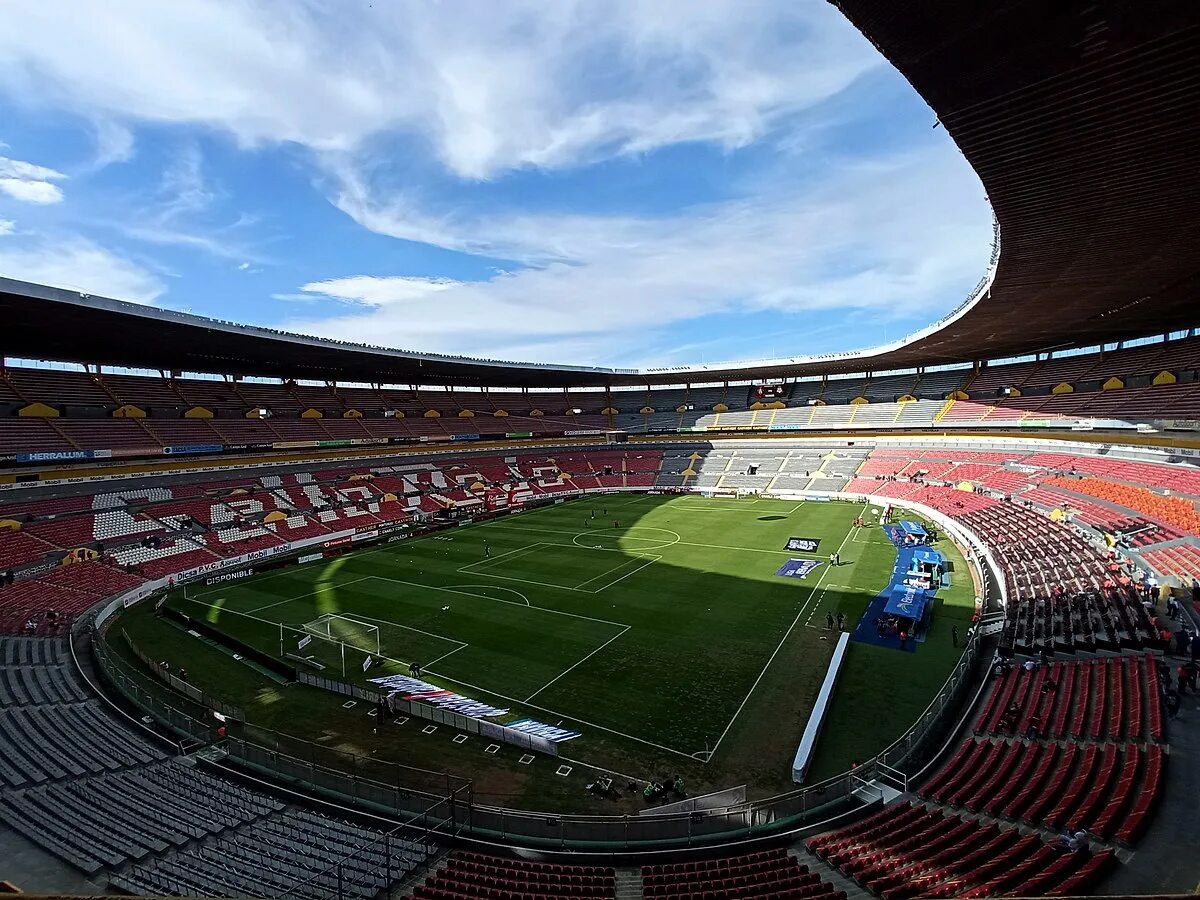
[128,494,977,810]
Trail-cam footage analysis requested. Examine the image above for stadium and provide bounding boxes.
[0,2,1199,899]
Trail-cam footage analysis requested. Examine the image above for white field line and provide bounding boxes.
[705,502,868,761]
[443,584,531,606]
[804,583,836,628]
[181,596,440,671]
[586,555,660,593]
[449,568,599,595]
[524,625,631,703]
[188,587,685,756]
[245,577,373,614]
[423,644,468,668]
[573,553,657,591]
[457,542,545,574]
[363,575,630,629]
[194,563,319,598]
[482,522,824,560]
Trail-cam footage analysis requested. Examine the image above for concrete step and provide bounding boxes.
[792,847,872,900]
[614,866,644,900]
[388,851,450,899]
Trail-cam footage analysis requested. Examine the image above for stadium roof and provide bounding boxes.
[2,2,1199,388]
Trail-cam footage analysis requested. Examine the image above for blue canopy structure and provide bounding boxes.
[883,584,931,621]
[899,520,928,538]
[912,547,944,567]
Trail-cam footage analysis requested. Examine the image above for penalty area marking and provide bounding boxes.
[573,554,661,592]
[244,576,373,614]
[442,584,531,606]
[523,624,631,702]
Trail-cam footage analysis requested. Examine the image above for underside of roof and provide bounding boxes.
[2,1,1198,387]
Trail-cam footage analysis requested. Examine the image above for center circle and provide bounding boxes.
[572,525,681,552]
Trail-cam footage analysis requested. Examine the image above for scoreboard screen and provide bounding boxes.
[754,384,786,399]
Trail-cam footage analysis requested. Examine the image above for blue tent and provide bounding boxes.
[899,520,928,538]
[883,583,930,621]
[912,547,944,567]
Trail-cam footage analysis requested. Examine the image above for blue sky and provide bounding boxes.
[0,1,993,370]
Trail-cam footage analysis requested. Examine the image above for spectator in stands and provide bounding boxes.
[1166,689,1181,719]
[1060,830,1089,852]
[1176,629,1192,657]
[1178,665,1191,696]
[1026,715,1041,740]
[178,668,188,682]
[1166,594,1180,620]
[23,618,36,635]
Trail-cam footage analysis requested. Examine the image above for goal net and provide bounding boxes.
[301,613,382,654]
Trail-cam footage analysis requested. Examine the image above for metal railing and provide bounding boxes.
[95,619,989,849]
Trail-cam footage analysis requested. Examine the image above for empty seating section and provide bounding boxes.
[412,851,616,900]
[1042,477,1200,535]
[806,801,1118,899]
[0,636,431,890]
[0,638,89,706]
[0,581,104,635]
[918,736,1164,845]
[0,418,75,453]
[641,848,840,900]
[1,337,1198,455]
[0,530,57,569]
[117,808,429,900]
[1141,543,1200,581]
[961,504,1155,652]
[976,655,1165,743]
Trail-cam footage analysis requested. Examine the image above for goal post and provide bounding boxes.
[302,613,381,654]
[282,614,383,677]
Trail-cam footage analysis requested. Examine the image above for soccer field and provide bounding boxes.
[149,494,976,804]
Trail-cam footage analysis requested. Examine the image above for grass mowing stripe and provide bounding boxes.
[705,502,865,761]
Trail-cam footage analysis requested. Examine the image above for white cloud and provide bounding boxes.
[289,148,992,364]
[0,156,65,182]
[0,154,67,204]
[300,275,462,307]
[0,219,14,236]
[0,238,164,303]
[0,178,63,204]
[87,119,135,170]
[0,1,878,180]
